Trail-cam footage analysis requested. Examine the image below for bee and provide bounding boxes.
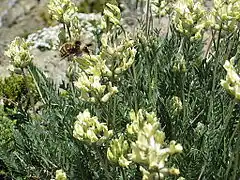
[59,40,92,60]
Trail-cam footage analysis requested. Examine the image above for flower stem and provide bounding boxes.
[120,167,126,180]
[22,68,35,114]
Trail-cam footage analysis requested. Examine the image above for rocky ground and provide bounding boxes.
[0,0,51,77]
[0,0,212,80]
[0,0,76,86]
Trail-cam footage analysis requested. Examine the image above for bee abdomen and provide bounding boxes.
[59,43,74,57]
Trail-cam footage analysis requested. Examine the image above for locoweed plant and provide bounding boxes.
[108,109,183,179]
[1,0,240,179]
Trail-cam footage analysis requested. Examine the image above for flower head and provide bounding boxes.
[73,109,113,143]
[221,58,240,100]
[48,0,77,23]
[107,136,131,167]
[55,169,67,180]
[172,0,208,40]
[210,0,240,31]
[108,109,183,179]
[101,3,121,30]
[5,37,33,68]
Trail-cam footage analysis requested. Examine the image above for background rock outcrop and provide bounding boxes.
[0,0,48,76]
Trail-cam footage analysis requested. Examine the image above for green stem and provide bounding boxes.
[66,23,72,40]
[225,116,240,179]
[178,38,184,54]
[120,167,126,180]
[112,96,117,131]
[119,24,127,38]
[94,144,111,180]
[131,63,138,113]
[207,26,222,123]
[232,133,239,180]
[181,73,186,127]
[28,66,46,104]
[145,0,151,37]
[69,62,77,101]
[22,68,35,114]
[217,100,235,149]
[106,17,110,33]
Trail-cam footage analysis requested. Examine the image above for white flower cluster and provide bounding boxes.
[27,25,62,51]
[221,58,240,100]
[107,109,183,179]
[73,109,113,143]
[5,37,33,68]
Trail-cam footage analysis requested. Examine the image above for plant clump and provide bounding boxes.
[108,109,183,179]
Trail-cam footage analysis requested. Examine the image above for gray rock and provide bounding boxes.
[19,0,37,13]
[0,0,48,77]
[31,48,68,85]
[3,3,25,27]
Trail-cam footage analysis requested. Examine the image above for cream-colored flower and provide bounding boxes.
[48,0,77,23]
[55,169,67,180]
[172,0,208,40]
[221,59,240,100]
[107,136,131,167]
[107,109,183,179]
[5,37,33,69]
[101,3,121,30]
[73,109,113,143]
[211,0,240,32]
